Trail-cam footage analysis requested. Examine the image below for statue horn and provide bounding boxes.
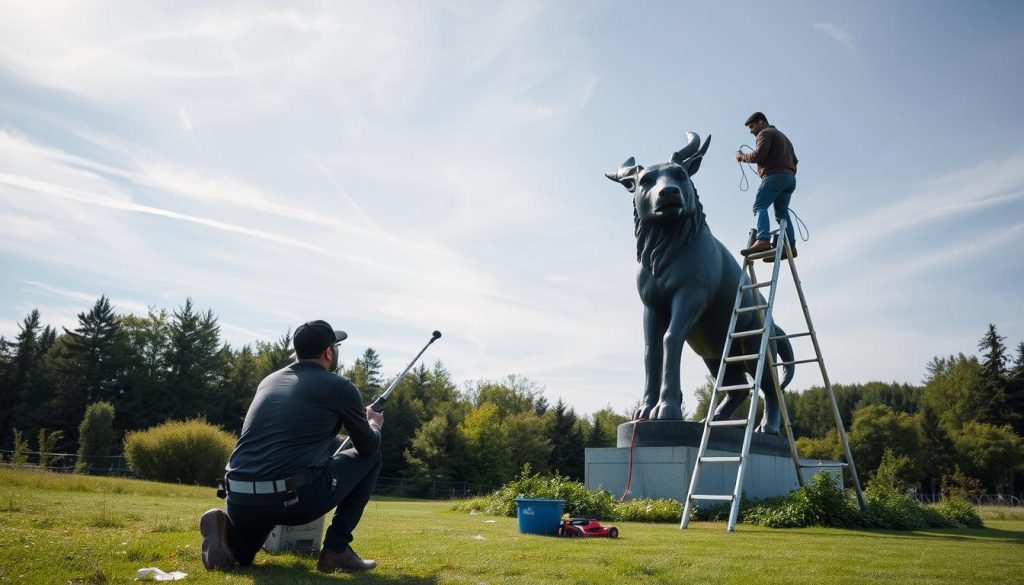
[670,132,701,165]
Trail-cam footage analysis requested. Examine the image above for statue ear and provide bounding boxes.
[683,134,712,176]
[605,157,643,193]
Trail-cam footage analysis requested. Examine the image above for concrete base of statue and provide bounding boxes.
[584,420,841,501]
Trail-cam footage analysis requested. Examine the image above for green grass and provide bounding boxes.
[2,468,1023,584]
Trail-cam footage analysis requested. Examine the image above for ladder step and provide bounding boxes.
[740,282,772,291]
[746,249,778,260]
[717,383,753,392]
[774,358,820,366]
[736,304,769,314]
[800,462,848,468]
[701,456,742,463]
[724,354,760,363]
[770,332,811,340]
[730,328,765,339]
[708,419,748,428]
[690,494,734,501]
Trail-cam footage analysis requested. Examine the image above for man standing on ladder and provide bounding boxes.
[736,112,799,259]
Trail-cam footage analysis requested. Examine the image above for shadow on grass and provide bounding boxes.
[728,525,1024,544]
[242,554,438,584]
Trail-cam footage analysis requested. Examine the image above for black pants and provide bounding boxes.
[225,448,382,566]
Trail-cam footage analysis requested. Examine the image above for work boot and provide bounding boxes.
[764,245,797,262]
[199,509,237,571]
[741,239,772,256]
[317,545,377,573]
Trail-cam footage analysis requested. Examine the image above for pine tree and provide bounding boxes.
[120,310,171,432]
[977,324,1009,425]
[346,348,384,405]
[917,404,955,494]
[1004,342,1024,436]
[52,297,126,433]
[7,310,45,446]
[164,299,224,421]
[545,398,584,480]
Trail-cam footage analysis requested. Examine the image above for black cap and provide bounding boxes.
[293,320,348,359]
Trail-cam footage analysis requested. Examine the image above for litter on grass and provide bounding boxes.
[136,567,187,581]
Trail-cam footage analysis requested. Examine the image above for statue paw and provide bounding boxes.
[634,404,654,420]
[651,401,683,420]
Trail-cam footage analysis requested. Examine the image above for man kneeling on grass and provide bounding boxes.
[200,320,383,573]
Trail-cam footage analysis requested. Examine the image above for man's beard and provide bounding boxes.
[329,347,339,372]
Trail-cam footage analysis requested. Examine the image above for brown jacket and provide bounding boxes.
[740,126,798,177]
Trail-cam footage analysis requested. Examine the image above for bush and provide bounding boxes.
[745,472,861,528]
[77,402,117,472]
[123,419,236,485]
[863,487,938,530]
[933,499,983,528]
[612,498,682,523]
[452,467,615,520]
[9,428,30,466]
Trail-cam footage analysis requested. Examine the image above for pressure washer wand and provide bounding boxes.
[335,330,442,454]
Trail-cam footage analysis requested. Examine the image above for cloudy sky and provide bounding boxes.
[1,1,1022,417]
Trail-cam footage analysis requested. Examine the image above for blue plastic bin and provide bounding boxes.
[515,498,564,535]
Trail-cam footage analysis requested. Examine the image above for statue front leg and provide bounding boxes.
[653,294,701,420]
[636,306,667,420]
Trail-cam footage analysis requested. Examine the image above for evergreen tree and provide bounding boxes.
[51,297,126,435]
[916,404,956,494]
[1003,342,1024,436]
[8,310,46,445]
[346,348,384,405]
[545,398,584,480]
[587,406,628,448]
[164,299,224,421]
[977,324,1009,425]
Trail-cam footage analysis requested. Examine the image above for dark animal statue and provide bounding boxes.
[605,132,794,433]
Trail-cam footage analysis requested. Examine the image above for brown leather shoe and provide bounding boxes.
[741,239,772,256]
[199,509,237,571]
[317,546,378,573]
[764,245,797,262]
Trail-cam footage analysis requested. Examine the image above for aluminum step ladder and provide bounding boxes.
[680,219,865,532]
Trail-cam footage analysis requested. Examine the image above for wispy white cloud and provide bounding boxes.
[814,22,858,59]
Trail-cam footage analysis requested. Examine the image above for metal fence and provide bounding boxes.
[913,493,1022,507]
[0,449,496,500]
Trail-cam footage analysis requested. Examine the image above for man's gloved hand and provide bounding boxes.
[366,405,384,431]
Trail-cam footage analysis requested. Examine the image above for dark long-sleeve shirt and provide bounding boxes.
[226,361,380,479]
[739,125,798,177]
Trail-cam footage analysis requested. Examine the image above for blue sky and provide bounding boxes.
[1,1,1022,417]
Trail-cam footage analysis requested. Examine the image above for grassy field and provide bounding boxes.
[2,468,1023,584]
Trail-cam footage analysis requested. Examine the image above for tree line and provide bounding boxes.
[691,324,1024,496]
[2,296,1021,496]
[0,296,627,486]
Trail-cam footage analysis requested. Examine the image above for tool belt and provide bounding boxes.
[218,467,319,506]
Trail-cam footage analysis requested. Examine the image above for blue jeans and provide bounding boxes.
[752,172,796,245]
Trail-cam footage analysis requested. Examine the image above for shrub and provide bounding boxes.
[37,429,64,469]
[745,472,861,528]
[612,498,682,523]
[452,467,615,519]
[933,499,983,528]
[77,402,117,472]
[10,428,30,466]
[863,487,937,530]
[123,419,236,485]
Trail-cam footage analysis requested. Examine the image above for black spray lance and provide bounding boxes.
[334,330,442,455]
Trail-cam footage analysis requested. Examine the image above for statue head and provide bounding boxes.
[606,132,712,226]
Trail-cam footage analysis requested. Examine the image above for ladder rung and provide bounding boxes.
[770,332,811,340]
[774,358,820,366]
[736,304,769,314]
[708,419,748,428]
[690,494,734,501]
[724,354,760,363]
[730,328,764,339]
[746,249,778,260]
[800,462,848,468]
[701,456,741,463]
[740,281,772,291]
[717,383,753,392]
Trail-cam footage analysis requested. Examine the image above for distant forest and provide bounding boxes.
[1,296,1022,496]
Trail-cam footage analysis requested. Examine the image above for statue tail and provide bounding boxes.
[772,324,796,389]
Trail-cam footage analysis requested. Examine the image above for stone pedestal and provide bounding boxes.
[585,420,840,501]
